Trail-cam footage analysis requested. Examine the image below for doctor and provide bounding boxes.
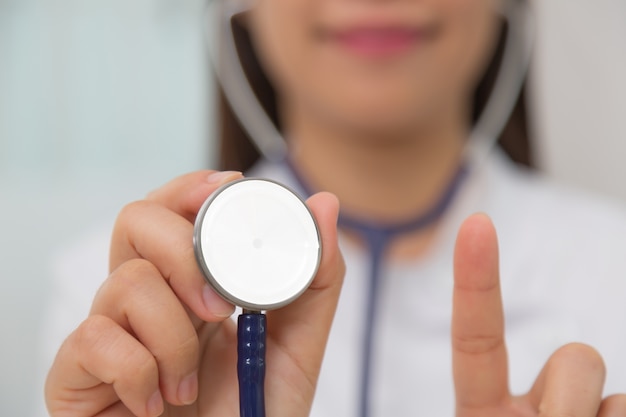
[45,0,626,416]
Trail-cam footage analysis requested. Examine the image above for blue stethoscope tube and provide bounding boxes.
[238,312,267,417]
[286,159,468,417]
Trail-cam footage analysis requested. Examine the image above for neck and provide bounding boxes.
[284,108,468,226]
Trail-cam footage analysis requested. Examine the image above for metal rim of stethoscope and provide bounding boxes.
[202,0,535,170]
[193,177,322,311]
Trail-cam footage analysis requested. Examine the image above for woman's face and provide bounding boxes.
[247,0,499,136]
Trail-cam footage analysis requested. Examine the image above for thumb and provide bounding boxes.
[266,191,345,383]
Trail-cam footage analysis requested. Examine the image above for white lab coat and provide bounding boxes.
[40,149,626,416]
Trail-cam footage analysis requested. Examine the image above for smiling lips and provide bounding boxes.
[327,26,434,58]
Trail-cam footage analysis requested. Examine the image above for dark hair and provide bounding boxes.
[217,16,533,172]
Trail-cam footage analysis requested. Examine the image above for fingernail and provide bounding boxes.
[147,389,163,417]
[203,284,235,318]
[178,371,198,405]
[207,171,242,185]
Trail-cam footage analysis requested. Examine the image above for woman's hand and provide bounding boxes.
[452,214,626,417]
[45,170,345,417]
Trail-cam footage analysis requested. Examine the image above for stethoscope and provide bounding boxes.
[196,1,535,416]
[194,178,322,417]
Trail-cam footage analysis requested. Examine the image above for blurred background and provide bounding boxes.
[0,0,625,415]
[0,0,211,415]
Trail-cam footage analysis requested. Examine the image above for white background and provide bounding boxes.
[1,0,625,415]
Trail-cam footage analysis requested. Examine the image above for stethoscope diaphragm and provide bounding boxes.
[193,178,321,311]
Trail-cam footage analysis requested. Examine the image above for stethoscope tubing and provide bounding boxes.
[238,312,267,417]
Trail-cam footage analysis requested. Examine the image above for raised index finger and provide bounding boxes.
[452,213,509,411]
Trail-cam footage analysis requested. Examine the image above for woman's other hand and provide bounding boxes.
[452,214,626,417]
[45,171,345,417]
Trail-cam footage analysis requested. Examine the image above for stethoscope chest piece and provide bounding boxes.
[193,178,321,311]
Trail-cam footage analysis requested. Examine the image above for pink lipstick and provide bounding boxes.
[330,27,426,58]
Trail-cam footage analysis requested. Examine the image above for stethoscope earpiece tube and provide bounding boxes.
[238,312,267,417]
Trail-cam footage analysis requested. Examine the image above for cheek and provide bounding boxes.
[248,1,317,105]
[439,0,499,96]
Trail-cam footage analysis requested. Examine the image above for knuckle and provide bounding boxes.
[100,259,162,305]
[97,339,159,393]
[118,199,153,220]
[113,200,161,237]
[112,200,151,241]
[155,330,199,366]
[452,333,504,355]
[145,188,161,201]
[75,316,158,386]
[118,347,159,387]
[174,333,200,364]
[111,258,161,286]
[74,315,117,351]
[93,259,163,316]
[455,275,499,292]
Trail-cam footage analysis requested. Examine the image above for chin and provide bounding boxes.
[335,108,430,140]
[333,97,439,137]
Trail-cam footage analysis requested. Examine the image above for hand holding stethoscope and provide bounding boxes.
[45,171,626,417]
[45,171,344,417]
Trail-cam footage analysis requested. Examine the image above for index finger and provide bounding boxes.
[452,213,510,411]
[146,170,243,221]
